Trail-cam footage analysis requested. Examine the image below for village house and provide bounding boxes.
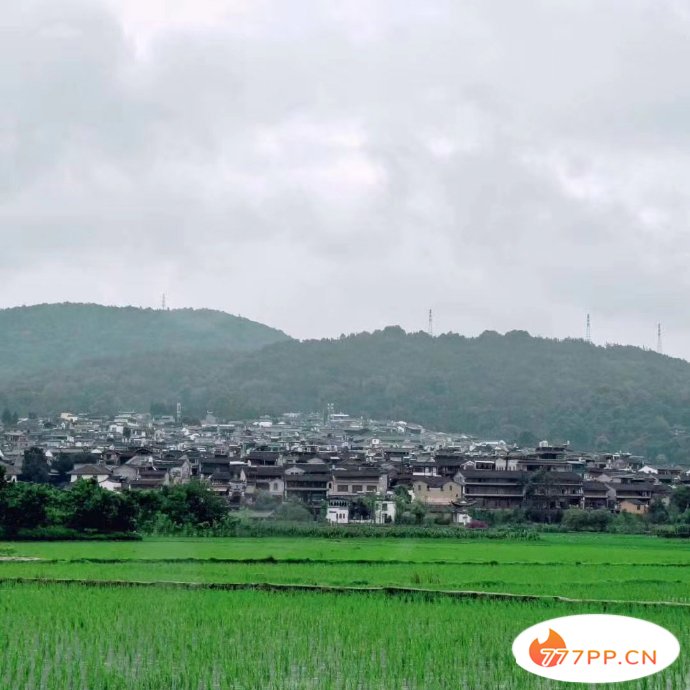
[412,476,462,506]
[245,466,285,499]
[328,467,388,497]
[284,465,330,506]
[69,464,121,491]
[582,481,610,510]
[455,470,527,509]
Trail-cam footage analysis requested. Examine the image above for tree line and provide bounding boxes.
[0,468,229,539]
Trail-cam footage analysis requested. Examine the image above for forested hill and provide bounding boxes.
[3,324,690,462]
[0,303,290,380]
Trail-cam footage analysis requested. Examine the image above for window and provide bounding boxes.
[336,484,348,492]
[352,484,363,492]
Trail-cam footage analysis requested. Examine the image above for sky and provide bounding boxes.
[2,0,690,356]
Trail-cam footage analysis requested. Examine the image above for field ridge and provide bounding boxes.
[4,576,690,608]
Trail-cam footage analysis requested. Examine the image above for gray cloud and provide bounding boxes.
[2,0,690,357]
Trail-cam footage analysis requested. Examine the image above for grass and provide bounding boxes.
[1,533,688,688]
[2,532,690,563]
[0,560,689,602]
[0,583,688,690]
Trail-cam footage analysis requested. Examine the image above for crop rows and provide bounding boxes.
[0,559,688,603]
[0,582,687,690]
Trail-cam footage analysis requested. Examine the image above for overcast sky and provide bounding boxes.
[3,1,690,356]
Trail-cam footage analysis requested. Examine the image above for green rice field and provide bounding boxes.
[0,533,688,689]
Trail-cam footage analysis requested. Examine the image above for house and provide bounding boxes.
[434,453,468,478]
[245,466,285,499]
[582,481,610,510]
[455,470,527,509]
[124,467,170,491]
[409,460,438,477]
[326,496,397,524]
[375,498,396,524]
[326,498,350,524]
[412,477,462,506]
[525,471,583,511]
[606,482,657,510]
[606,482,672,512]
[619,499,649,515]
[328,468,388,497]
[69,464,121,491]
[284,465,330,506]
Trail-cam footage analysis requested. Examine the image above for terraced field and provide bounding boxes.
[0,534,687,688]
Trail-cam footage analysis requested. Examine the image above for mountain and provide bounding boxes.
[0,303,290,381]
[3,322,690,462]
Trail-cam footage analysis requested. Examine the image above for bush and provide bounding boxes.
[561,509,613,532]
[272,500,313,522]
[5,527,141,541]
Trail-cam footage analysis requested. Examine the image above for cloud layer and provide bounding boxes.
[2,0,690,356]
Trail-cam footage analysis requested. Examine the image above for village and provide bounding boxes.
[0,408,684,525]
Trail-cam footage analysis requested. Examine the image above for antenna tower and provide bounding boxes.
[657,323,663,354]
[586,313,591,343]
[161,293,166,310]
[428,309,433,336]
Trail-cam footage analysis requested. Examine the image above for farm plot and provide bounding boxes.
[0,559,688,603]
[0,582,687,690]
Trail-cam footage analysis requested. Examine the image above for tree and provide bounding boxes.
[562,508,612,532]
[516,430,538,448]
[647,499,670,525]
[1,408,13,427]
[273,499,312,522]
[253,490,280,511]
[410,499,427,525]
[671,485,690,514]
[66,479,137,532]
[0,483,54,535]
[350,496,375,521]
[20,447,50,483]
[524,470,563,524]
[51,455,74,481]
[159,482,227,527]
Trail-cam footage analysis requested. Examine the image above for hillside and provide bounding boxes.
[3,324,690,462]
[0,303,290,380]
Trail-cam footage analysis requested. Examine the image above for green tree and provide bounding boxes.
[0,483,54,535]
[562,508,612,532]
[671,485,690,513]
[273,499,312,522]
[20,447,50,483]
[1,408,13,427]
[66,479,137,532]
[159,482,227,527]
[51,455,74,481]
[647,499,670,525]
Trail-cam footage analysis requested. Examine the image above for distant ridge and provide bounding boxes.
[0,302,290,380]
[2,317,690,462]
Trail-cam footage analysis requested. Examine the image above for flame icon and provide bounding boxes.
[529,629,568,667]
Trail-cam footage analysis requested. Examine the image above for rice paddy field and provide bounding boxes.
[0,533,688,689]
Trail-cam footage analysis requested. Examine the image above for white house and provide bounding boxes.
[375,498,396,524]
[326,499,349,524]
[69,465,121,491]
